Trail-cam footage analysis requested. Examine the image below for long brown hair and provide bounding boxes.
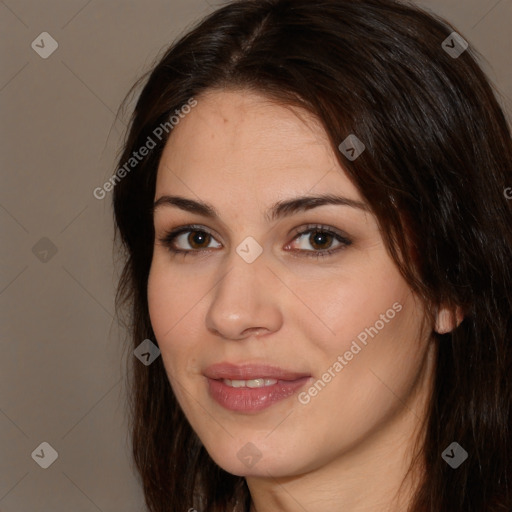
[113,1,512,510]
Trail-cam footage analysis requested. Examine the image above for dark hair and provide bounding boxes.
[113,0,512,510]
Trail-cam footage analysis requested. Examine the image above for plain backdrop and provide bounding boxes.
[0,0,510,510]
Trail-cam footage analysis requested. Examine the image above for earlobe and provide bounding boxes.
[434,306,464,334]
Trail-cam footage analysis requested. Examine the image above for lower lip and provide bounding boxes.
[207,377,310,413]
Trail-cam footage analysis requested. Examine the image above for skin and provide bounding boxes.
[147,89,457,512]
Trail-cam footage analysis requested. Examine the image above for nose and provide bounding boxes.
[205,254,283,341]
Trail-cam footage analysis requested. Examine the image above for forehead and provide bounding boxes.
[155,89,362,205]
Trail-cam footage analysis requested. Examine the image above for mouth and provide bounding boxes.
[222,378,278,388]
[204,363,311,413]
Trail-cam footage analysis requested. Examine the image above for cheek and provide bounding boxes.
[148,259,201,336]
[147,262,206,369]
[147,267,175,341]
[292,295,428,457]
[289,255,412,358]
[317,293,426,399]
[147,265,208,417]
[290,258,428,411]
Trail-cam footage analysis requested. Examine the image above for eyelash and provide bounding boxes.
[158,224,352,259]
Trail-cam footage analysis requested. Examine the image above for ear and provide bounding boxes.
[434,306,464,334]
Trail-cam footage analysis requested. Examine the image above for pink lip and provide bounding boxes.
[204,362,310,381]
[204,363,311,413]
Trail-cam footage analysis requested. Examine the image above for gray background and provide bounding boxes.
[0,1,510,511]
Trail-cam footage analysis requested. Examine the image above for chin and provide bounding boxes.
[203,437,312,478]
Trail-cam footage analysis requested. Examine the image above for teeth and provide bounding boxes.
[223,378,278,388]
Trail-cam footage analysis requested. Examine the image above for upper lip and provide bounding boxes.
[204,363,310,381]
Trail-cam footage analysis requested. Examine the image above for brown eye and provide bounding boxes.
[160,226,222,253]
[309,231,335,250]
[187,231,211,249]
[285,225,352,258]
[291,227,352,253]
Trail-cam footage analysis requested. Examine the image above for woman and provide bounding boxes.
[113,0,512,510]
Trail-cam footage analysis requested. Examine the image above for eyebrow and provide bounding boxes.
[153,193,369,221]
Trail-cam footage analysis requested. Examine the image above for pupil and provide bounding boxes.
[310,231,331,250]
[189,231,209,248]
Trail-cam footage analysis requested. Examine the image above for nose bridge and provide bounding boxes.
[205,250,282,340]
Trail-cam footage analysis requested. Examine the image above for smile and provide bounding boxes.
[204,363,311,413]
[222,378,278,388]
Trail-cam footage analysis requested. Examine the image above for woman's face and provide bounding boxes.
[148,89,435,478]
